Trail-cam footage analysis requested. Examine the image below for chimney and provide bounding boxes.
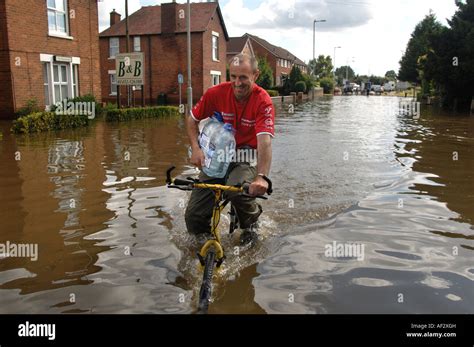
[161,1,178,35]
[110,9,121,27]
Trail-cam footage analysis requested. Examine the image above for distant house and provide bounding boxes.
[99,1,229,106]
[226,36,255,63]
[0,0,101,119]
[228,33,307,87]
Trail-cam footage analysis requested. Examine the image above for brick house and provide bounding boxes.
[0,0,101,119]
[99,1,229,106]
[228,33,307,87]
[226,35,254,63]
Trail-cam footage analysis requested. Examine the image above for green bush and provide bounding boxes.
[11,111,89,134]
[302,73,315,91]
[16,98,41,118]
[105,106,180,122]
[266,89,279,97]
[103,102,118,112]
[319,77,335,94]
[294,81,306,93]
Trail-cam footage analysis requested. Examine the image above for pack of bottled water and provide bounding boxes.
[196,112,236,178]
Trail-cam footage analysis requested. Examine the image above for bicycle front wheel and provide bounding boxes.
[198,250,215,313]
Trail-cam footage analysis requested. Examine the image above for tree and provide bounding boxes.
[423,0,474,109]
[256,56,274,90]
[369,75,384,85]
[319,77,334,94]
[308,55,333,80]
[289,65,304,91]
[335,65,355,85]
[398,12,443,83]
[385,70,397,81]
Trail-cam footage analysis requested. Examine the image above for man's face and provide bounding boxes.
[229,61,259,101]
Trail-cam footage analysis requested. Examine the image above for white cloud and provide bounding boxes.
[222,0,458,76]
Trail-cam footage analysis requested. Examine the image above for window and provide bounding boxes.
[212,34,219,61]
[109,37,119,58]
[53,63,69,103]
[133,36,141,52]
[211,71,221,86]
[41,55,81,106]
[110,74,117,95]
[72,65,79,97]
[47,0,69,35]
[43,63,51,106]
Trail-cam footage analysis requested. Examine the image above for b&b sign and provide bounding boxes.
[116,53,144,85]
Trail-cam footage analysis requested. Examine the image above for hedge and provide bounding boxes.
[105,106,180,122]
[50,94,103,115]
[11,112,89,134]
[266,89,279,97]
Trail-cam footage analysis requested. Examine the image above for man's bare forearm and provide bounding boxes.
[186,115,200,150]
[256,134,272,176]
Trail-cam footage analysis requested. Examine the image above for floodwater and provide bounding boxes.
[0,96,473,314]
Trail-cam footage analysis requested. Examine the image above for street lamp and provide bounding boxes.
[313,19,326,62]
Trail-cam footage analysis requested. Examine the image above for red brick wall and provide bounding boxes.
[250,39,294,87]
[3,0,101,118]
[0,0,13,118]
[100,32,204,106]
[99,10,230,107]
[202,11,227,95]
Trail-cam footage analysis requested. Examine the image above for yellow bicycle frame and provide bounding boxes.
[172,180,243,266]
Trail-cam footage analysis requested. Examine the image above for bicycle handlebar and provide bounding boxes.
[166,166,273,199]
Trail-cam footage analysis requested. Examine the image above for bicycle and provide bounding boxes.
[166,166,273,313]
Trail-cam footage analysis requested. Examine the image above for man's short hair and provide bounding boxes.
[229,53,259,73]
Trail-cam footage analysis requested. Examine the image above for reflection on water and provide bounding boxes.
[0,97,473,313]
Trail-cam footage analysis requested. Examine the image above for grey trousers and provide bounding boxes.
[185,162,262,235]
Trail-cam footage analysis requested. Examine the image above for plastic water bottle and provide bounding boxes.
[198,112,236,178]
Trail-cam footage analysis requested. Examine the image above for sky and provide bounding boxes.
[97,0,459,76]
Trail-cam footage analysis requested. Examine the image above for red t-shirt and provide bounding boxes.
[191,82,275,149]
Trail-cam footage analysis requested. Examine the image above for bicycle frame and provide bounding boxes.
[166,166,272,269]
[193,184,242,268]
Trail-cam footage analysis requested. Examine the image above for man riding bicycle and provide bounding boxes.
[185,53,275,246]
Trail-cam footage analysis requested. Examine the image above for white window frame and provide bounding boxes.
[212,32,219,62]
[109,71,117,96]
[210,70,221,86]
[109,37,119,59]
[133,36,141,52]
[72,64,79,97]
[40,54,80,107]
[43,63,51,108]
[53,63,70,104]
[47,0,71,38]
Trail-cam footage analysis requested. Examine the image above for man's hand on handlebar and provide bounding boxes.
[248,175,268,197]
